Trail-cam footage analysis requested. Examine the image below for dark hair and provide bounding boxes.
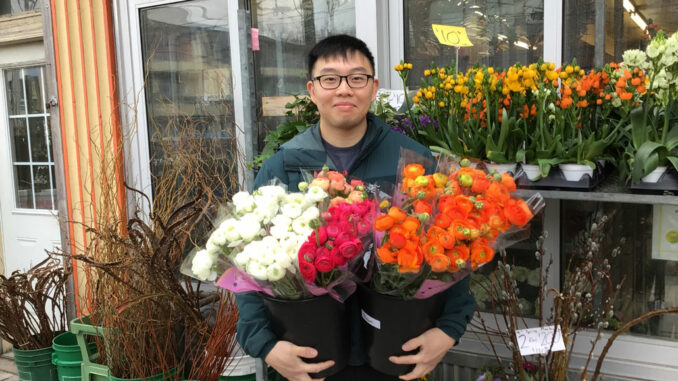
[307,34,375,78]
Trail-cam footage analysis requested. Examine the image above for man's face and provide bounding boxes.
[306,52,379,132]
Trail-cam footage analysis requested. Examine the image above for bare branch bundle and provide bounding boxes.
[0,254,71,349]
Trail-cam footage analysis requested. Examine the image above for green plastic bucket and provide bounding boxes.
[108,368,176,381]
[53,331,84,362]
[12,345,58,381]
[52,357,82,381]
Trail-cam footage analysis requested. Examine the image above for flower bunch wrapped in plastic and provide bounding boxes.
[183,182,329,300]
[297,167,377,299]
[372,150,544,299]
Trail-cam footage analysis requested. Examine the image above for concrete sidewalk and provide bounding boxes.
[0,352,19,381]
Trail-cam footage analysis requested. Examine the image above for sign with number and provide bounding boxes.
[652,204,678,261]
[515,325,566,356]
[431,24,474,47]
[376,89,406,110]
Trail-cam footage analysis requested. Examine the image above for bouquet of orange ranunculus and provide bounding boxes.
[371,151,544,299]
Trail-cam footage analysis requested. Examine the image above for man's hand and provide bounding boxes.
[264,341,335,381]
[388,328,456,380]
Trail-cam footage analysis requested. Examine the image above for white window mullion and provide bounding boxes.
[388,1,405,90]
[544,0,563,66]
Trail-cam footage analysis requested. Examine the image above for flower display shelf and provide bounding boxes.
[629,169,678,193]
[516,164,609,191]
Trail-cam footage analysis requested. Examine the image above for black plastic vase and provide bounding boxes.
[357,284,444,377]
[262,294,350,378]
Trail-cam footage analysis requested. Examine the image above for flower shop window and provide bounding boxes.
[251,0,356,155]
[0,0,40,16]
[563,0,678,69]
[403,0,544,86]
[560,200,678,341]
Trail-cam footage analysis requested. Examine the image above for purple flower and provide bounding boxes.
[523,361,537,373]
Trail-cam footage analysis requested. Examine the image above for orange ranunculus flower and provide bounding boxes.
[414,200,433,215]
[403,163,426,179]
[423,241,445,260]
[504,198,533,226]
[434,213,452,229]
[374,215,395,231]
[426,225,446,240]
[389,232,407,249]
[447,244,470,262]
[438,194,456,211]
[485,182,510,205]
[377,243,397,264]
[470,239,494,268]
[438,231,456,249]
[500,173,516,192]
[445,206,469,221]
[390,225,409,238]
[398,248,422,273]
[455,195,475,214]
[447,179,462,195]
[471,174,490,193]
[428,253,451,272]
[450,220,472,240]
[432,172,448,188]
[388,206,407,223]
[401,217,420,232]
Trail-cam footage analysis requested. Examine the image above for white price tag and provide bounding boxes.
[361,309,381,329]
[376,89,406,109]
[515,325,566,356]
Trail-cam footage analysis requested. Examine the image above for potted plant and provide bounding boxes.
[619,31,678,184]
[0,255,70,381]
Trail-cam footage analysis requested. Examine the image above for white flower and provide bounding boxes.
[622,49,648,70]
[266,263,286,282]
[247,261,268,281]
[219,218,240,242]
[257,250,276,266]
[191,249,217,281]
[612,96,622,107]
[237,214,262,242]
[278,233,300,253]
[257,185,286,202]
[253,202,278,224]
[270,224,291,239]
[292,218,312,236]
[232,191,255,214]
[208,229,228,247]
[261,236,279,251]
[305,185,328,203]
[284,192,305,205]
[301,206,320,221]
[281,203,303,219]
[205,239,220,255]
[233,250,251,268]
[271,214,292,228]
[273,247,292,269]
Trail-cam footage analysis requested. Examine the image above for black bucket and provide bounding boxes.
[358,284,444,377]
[261,294,350,378]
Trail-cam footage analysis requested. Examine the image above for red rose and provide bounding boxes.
[331,247,347,266]
[334,231,353,246]
[310,227,328,245]
[298,241,316,263]
[339,239,363,259]
[314,253,334,273]
[299,260,316,283]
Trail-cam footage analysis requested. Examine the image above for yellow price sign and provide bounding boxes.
[431,24,473,47]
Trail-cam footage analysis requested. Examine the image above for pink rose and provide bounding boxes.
[326,223,341,238]
[334,231,353,246]
[355,219,371,236]
[331,247,347,267]
[299,261,316,283]
[339,239,363,259]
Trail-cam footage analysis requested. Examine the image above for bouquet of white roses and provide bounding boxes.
[183,181,330,299]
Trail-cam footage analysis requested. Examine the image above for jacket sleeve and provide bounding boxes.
[435,275,476,343]
[235,292,278,359]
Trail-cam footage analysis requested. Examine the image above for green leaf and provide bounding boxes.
[630,106,648,149]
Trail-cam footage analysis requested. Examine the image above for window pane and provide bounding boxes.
[4,69,25,115]
[140,0,237,198]
[24,67,43,114]
[10,118,30,162]
[29,117,48,162]
[33,165,53,209]
[252,0,356,154]
[0,0,41,16]
[561,201,678,341]
[404,0,544,86]
[14,165,34,209]
[564,0,678,69]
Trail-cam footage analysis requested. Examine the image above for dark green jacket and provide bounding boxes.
[235,113,477,363]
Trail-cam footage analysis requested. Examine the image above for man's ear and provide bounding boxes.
[307,80,316,103]
[371,78,380,101]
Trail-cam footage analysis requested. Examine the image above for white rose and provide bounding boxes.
[247,261,268,281]
[266,263,286,282]
[281,203,303,219]
[191,249,217,281]
[237,215,262,242]
[232,191,255,214]
[305,185,328,203]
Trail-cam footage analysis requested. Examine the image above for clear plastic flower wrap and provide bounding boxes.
[369,148,545,299]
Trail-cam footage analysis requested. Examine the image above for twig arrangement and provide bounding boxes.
[0,254,71,350]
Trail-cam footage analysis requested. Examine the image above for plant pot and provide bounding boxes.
[357,285,444,377]
[109,368,177,381]
[520,164,542,181]
[261,294,350,378]
[12,345,58,381]
[52,331,95,381]
[558,163,594,182]
[641,166,668,183]
[485,162,517,175]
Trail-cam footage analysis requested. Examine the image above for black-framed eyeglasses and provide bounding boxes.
[312,74,374,89]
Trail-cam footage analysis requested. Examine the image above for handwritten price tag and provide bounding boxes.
[515,325,566,356]
[431,24,474,47]
[376,89,406,109]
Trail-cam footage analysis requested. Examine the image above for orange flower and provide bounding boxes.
[413,200,432,215]
[374,215,395,231]
[423,241,445,259]
[403,163,425,179]
[388,206,407,223]
[500,173,516,192]
[397,248,422,273]
[455,195,475,214]
[438,231,456,249]
[428,253,451,272]
[504,198,533,227]
[447,244,470,262]
[377,243,397,264]
[450,220,471,240]
[470,240,494,268]
[471,174,490,193]
[434,213,452,228]
[401,217,420,232]
[389,232,407,249]
[485,182,510,205]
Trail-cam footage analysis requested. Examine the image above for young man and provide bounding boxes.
[235,35,476,381]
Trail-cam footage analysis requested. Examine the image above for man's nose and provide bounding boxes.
[335,77,353,94]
